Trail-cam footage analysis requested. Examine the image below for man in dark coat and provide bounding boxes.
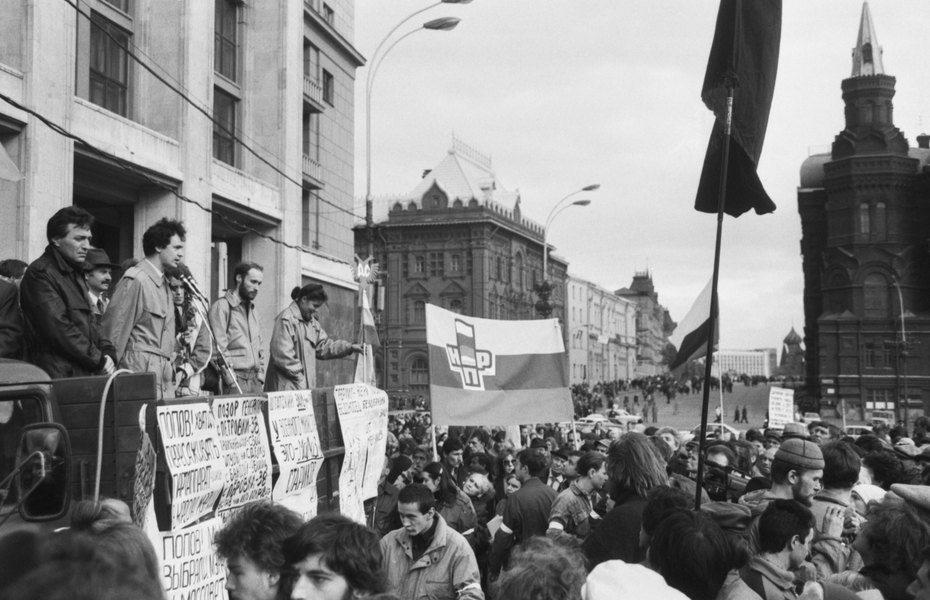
[20,206,116,378]
[0,277,23,359]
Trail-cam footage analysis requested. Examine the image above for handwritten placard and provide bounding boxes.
[132,404,157,530]
[267,390,324,520]
[213,396,272,516]
[334,384,389,522]
[157,517,226,600]
[768,387,795,429]
[157,403,225,530]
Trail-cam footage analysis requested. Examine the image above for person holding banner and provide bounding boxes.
[264,283,362,392]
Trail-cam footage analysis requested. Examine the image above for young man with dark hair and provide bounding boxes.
[20,206,117,378]
[380,483,483,600]
[209,261,266,393]
[488,448,557,579]
[214,501,302,600]
[441,437,467,489]
[466,429,491,457]
[104,217,186,398]
[547,451,607,541]
[810,441,862,576]
[650,508,732,600]
[862,450,905,490]
[742,499,817,600]
[283,512,386,600]
[411,446,430,475]
[807,421,830,446]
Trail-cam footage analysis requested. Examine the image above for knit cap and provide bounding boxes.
[774,438,824,470]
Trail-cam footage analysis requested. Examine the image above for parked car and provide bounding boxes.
[685,422,742,442]
[608,409,643,426]
[845,425,873,439]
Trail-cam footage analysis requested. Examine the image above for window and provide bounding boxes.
[322,3,335,25]
[875,202,886,238]
[402,255,409,278]
[466,253,473,276]
[859,203,870,235]
[411,358,428,384]
[214,0,238,82]
[863,274,888,318]
[881,344,894,369]
[450,254,460,273]
[865,388,891,411]
[304,43,320,80]
[496,257,502,281]
[429,252,442,276]
[413,256,425,275]
[102,0,129,12]
[515,254,524,290]
[213,87,237,165]
[864,343,875,368]
[450,299,463,314]
[322,70,335,105]
[303,112,319,159]
[302,191,321,249]
[413,301,426,324]
[89,14,129,116]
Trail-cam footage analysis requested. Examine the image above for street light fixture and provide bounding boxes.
[364,2,470,259]
[534,185,598,318]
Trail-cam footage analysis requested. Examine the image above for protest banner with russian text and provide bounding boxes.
[768,387,795,429]
[334,383,388,509]
[425,304,572,425]
[157,516,226,600]
[213,396,272,518]
[157,402,225,530]
[267,390,324,520]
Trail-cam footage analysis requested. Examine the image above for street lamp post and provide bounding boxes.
[364,1,470,260]
[534,184,598,318]
[892,276,909,429]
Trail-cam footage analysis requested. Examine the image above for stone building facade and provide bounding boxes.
[615,272,676,376]
[357,138,568,398]
[566,275,637,385]
[0,0,363,386]
[798,3,930,420]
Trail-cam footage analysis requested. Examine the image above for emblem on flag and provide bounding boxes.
[445,320,495,390]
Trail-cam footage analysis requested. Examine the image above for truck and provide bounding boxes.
[0,359,350,534]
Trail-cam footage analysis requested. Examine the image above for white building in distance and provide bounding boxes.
[703,349,779,378]
[566,275,637,385]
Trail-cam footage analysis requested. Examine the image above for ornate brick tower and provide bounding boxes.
[798,2,930,422]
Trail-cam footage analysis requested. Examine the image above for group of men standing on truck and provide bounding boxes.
[0,206,360,398]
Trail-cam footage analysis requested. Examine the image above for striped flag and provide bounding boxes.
[668,278,719,372]
[360,289,380,349]
[426,304,572,426]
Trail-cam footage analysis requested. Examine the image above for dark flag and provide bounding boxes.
[695,0,782,217]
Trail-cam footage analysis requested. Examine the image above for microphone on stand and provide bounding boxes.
[174,264,209,304]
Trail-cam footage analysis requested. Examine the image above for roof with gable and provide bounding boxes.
[851,2,884,77]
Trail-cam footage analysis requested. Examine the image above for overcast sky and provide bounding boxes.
[353,1,930,354]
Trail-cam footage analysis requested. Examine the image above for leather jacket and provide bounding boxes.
[20,245,115,378]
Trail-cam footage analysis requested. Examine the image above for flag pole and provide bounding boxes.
[694,85,734,511]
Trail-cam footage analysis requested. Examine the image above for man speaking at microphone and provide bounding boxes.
[103,218,186,399]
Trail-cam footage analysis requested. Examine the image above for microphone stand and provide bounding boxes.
[179,274,243,395]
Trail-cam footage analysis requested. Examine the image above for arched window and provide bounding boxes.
[411,358,428,384]
[859,203,870,235]
[413,300,426,323]
[875,202,886,238]
[450,299,463,314]
[414,255,425,274]
[863,274,888,318]
[450,254,461,273]
[515,253,524,290]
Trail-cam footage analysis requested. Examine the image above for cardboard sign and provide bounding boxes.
[132,404,157,530]
[267,390,324,520]
[334,384,389,522]
[213,396,272,517]
[156,402,226,530]
[157,517,226,600]
[768,387,795,429]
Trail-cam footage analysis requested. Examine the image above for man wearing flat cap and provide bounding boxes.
[83,247,119,317]
[264,282,361,391]
[739,439,846,563]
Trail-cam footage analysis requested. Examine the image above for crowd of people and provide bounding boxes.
[6,416,930,599]
[0,206,362,398]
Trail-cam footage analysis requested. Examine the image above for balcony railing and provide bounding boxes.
[303,75,323,105]
[303,153,322,184]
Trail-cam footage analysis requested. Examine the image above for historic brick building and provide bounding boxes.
[798,3,930,421]
[615,272,675,376]
[359,138,568,398]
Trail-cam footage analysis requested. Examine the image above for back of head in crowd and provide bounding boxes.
[496,536,586,600]
[291,283,327,303]
[516,447,549,479]
[821,441,861,491]
[607,432,668,501]
[283,512,386,599]
[214,501,303,600]
[69,498,133,534]
[650,509,731,600]
[640,485,692,549]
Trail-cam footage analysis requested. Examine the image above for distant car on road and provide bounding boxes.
[845,425,873,439]
[800,412,822,424]
[608,409,643,426]
[683,422,742,443]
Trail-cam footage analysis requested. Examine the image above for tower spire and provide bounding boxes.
[851,2,884,77]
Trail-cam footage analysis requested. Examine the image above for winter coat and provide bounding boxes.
[103,259,176,399]
[440,489,478,535]
[264,302,353,392]
[381,515,484,600]
[208,291,265,378]
[20,245,115,378]
[0,279,24,359]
